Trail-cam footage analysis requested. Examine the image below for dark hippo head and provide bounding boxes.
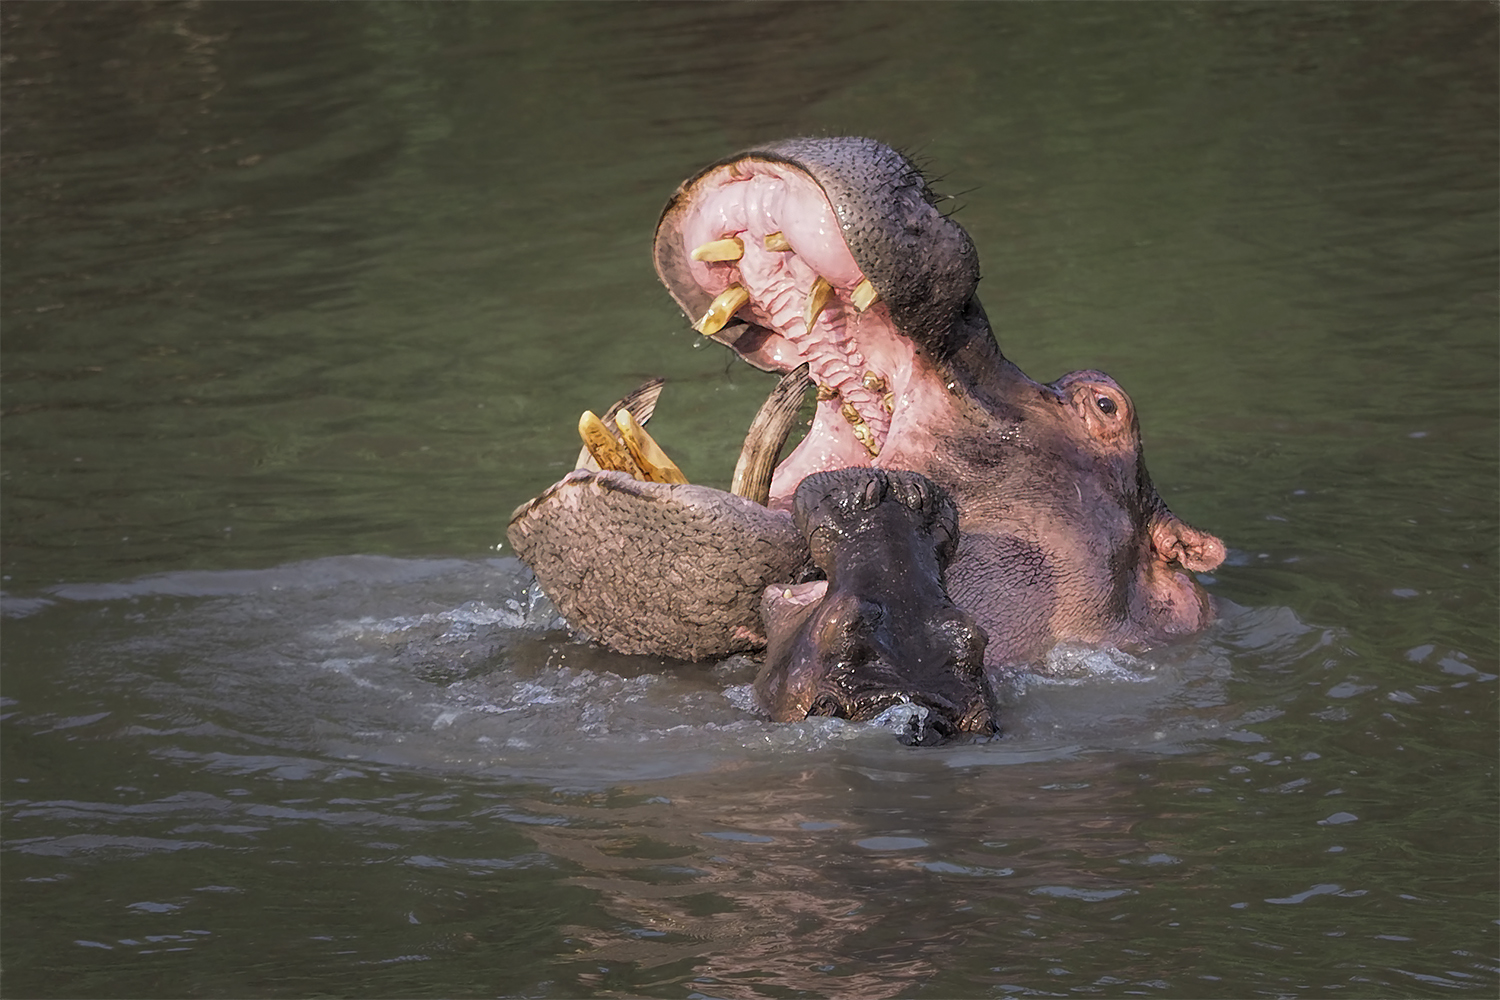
[508,136,1226,710]
[757,468,993,745]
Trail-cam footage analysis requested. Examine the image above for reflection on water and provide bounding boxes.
[2,2,1496,997]
[4,557,1496,995]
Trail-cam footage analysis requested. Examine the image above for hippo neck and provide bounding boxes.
[920,295,1049,439]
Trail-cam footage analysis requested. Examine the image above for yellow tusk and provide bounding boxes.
[690,236,744,262]
[694,284,749,336]
[763,231,792,252]
[616,408,689,484]
[851,277,879,312]
[804,276,833,331]
[578,410,638,475]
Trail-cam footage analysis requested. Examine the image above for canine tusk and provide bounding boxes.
[694,284,749,336]
[690,237,744,262]
[616,408,688,484]
[731,363,812,505]
[578,410,640,476]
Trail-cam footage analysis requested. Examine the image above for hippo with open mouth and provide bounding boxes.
[508,136,1225,740]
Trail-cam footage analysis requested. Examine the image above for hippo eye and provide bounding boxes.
[1095,395,1117,416]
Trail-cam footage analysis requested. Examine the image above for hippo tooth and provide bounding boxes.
[731,363,811,506]
[690,236,744,262]
[839,402,881,457]
[694,284,749,336]
[616,408,689,485]
[851,277,879,312]
[882,391,895,414]
[816,383,840,402]
[578,410,641,477]
[575,378,664,472]
[763,231,792,252]
[804,276,833,331]
[861,371,887,393]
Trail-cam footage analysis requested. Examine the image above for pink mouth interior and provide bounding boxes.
[676,161,920,508]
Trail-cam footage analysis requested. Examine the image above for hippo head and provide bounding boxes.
[508,136,1225,725]
[757,468,993,745]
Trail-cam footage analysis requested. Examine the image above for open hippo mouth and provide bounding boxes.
[508,137,1227,741]
[653,137,978,509]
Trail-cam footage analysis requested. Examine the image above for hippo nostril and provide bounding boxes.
[897,710,957,747]
[807,694,845,718]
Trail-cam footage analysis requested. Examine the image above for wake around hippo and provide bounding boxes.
[508,136,1225,739]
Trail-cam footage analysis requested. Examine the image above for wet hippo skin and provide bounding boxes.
[508,136,1225,707]
[757,468,994,744]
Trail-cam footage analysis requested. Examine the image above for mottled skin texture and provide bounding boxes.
[756,469,993,744]
[509,136,1225,699]
[508,472,810,659]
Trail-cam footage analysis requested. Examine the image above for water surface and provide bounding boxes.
[3,3,1496,997]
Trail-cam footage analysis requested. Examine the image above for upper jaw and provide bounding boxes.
[653,138,982,505]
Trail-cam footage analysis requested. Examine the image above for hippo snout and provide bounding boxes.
[756,468,998,741]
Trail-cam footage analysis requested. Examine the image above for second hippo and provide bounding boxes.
[757,468,994,745]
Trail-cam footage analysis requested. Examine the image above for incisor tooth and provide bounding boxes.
[690,237,744,262]
[694,284,749,336]
[578,410,638,476]
[804,276,832,330]
[851,278,879,312]
[616,408,688,484]
[763,231,792,252]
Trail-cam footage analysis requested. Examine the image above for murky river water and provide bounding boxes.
[3,3,1496,997]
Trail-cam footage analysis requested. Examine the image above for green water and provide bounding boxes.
[3,3,1496,997]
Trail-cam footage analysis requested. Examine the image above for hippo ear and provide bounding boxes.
[1150,516,1226,573]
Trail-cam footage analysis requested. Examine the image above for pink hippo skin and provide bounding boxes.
[508,137,1225,734]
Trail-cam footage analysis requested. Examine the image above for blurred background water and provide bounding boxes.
[2,3,1495,997]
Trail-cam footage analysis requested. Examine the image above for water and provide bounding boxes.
[3,3,1496,997]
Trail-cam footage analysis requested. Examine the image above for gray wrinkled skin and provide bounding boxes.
[756,469,993,745]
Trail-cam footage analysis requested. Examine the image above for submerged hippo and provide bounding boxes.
[759,468,993,744]
[508,136,1225,734]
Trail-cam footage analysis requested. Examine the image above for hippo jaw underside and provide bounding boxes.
[507,136,1226,691]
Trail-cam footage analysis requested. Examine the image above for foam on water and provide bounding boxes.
[5,557,1314,784]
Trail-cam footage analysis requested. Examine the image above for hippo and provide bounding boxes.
[758,468,994,745]
[507,136,1225,735]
